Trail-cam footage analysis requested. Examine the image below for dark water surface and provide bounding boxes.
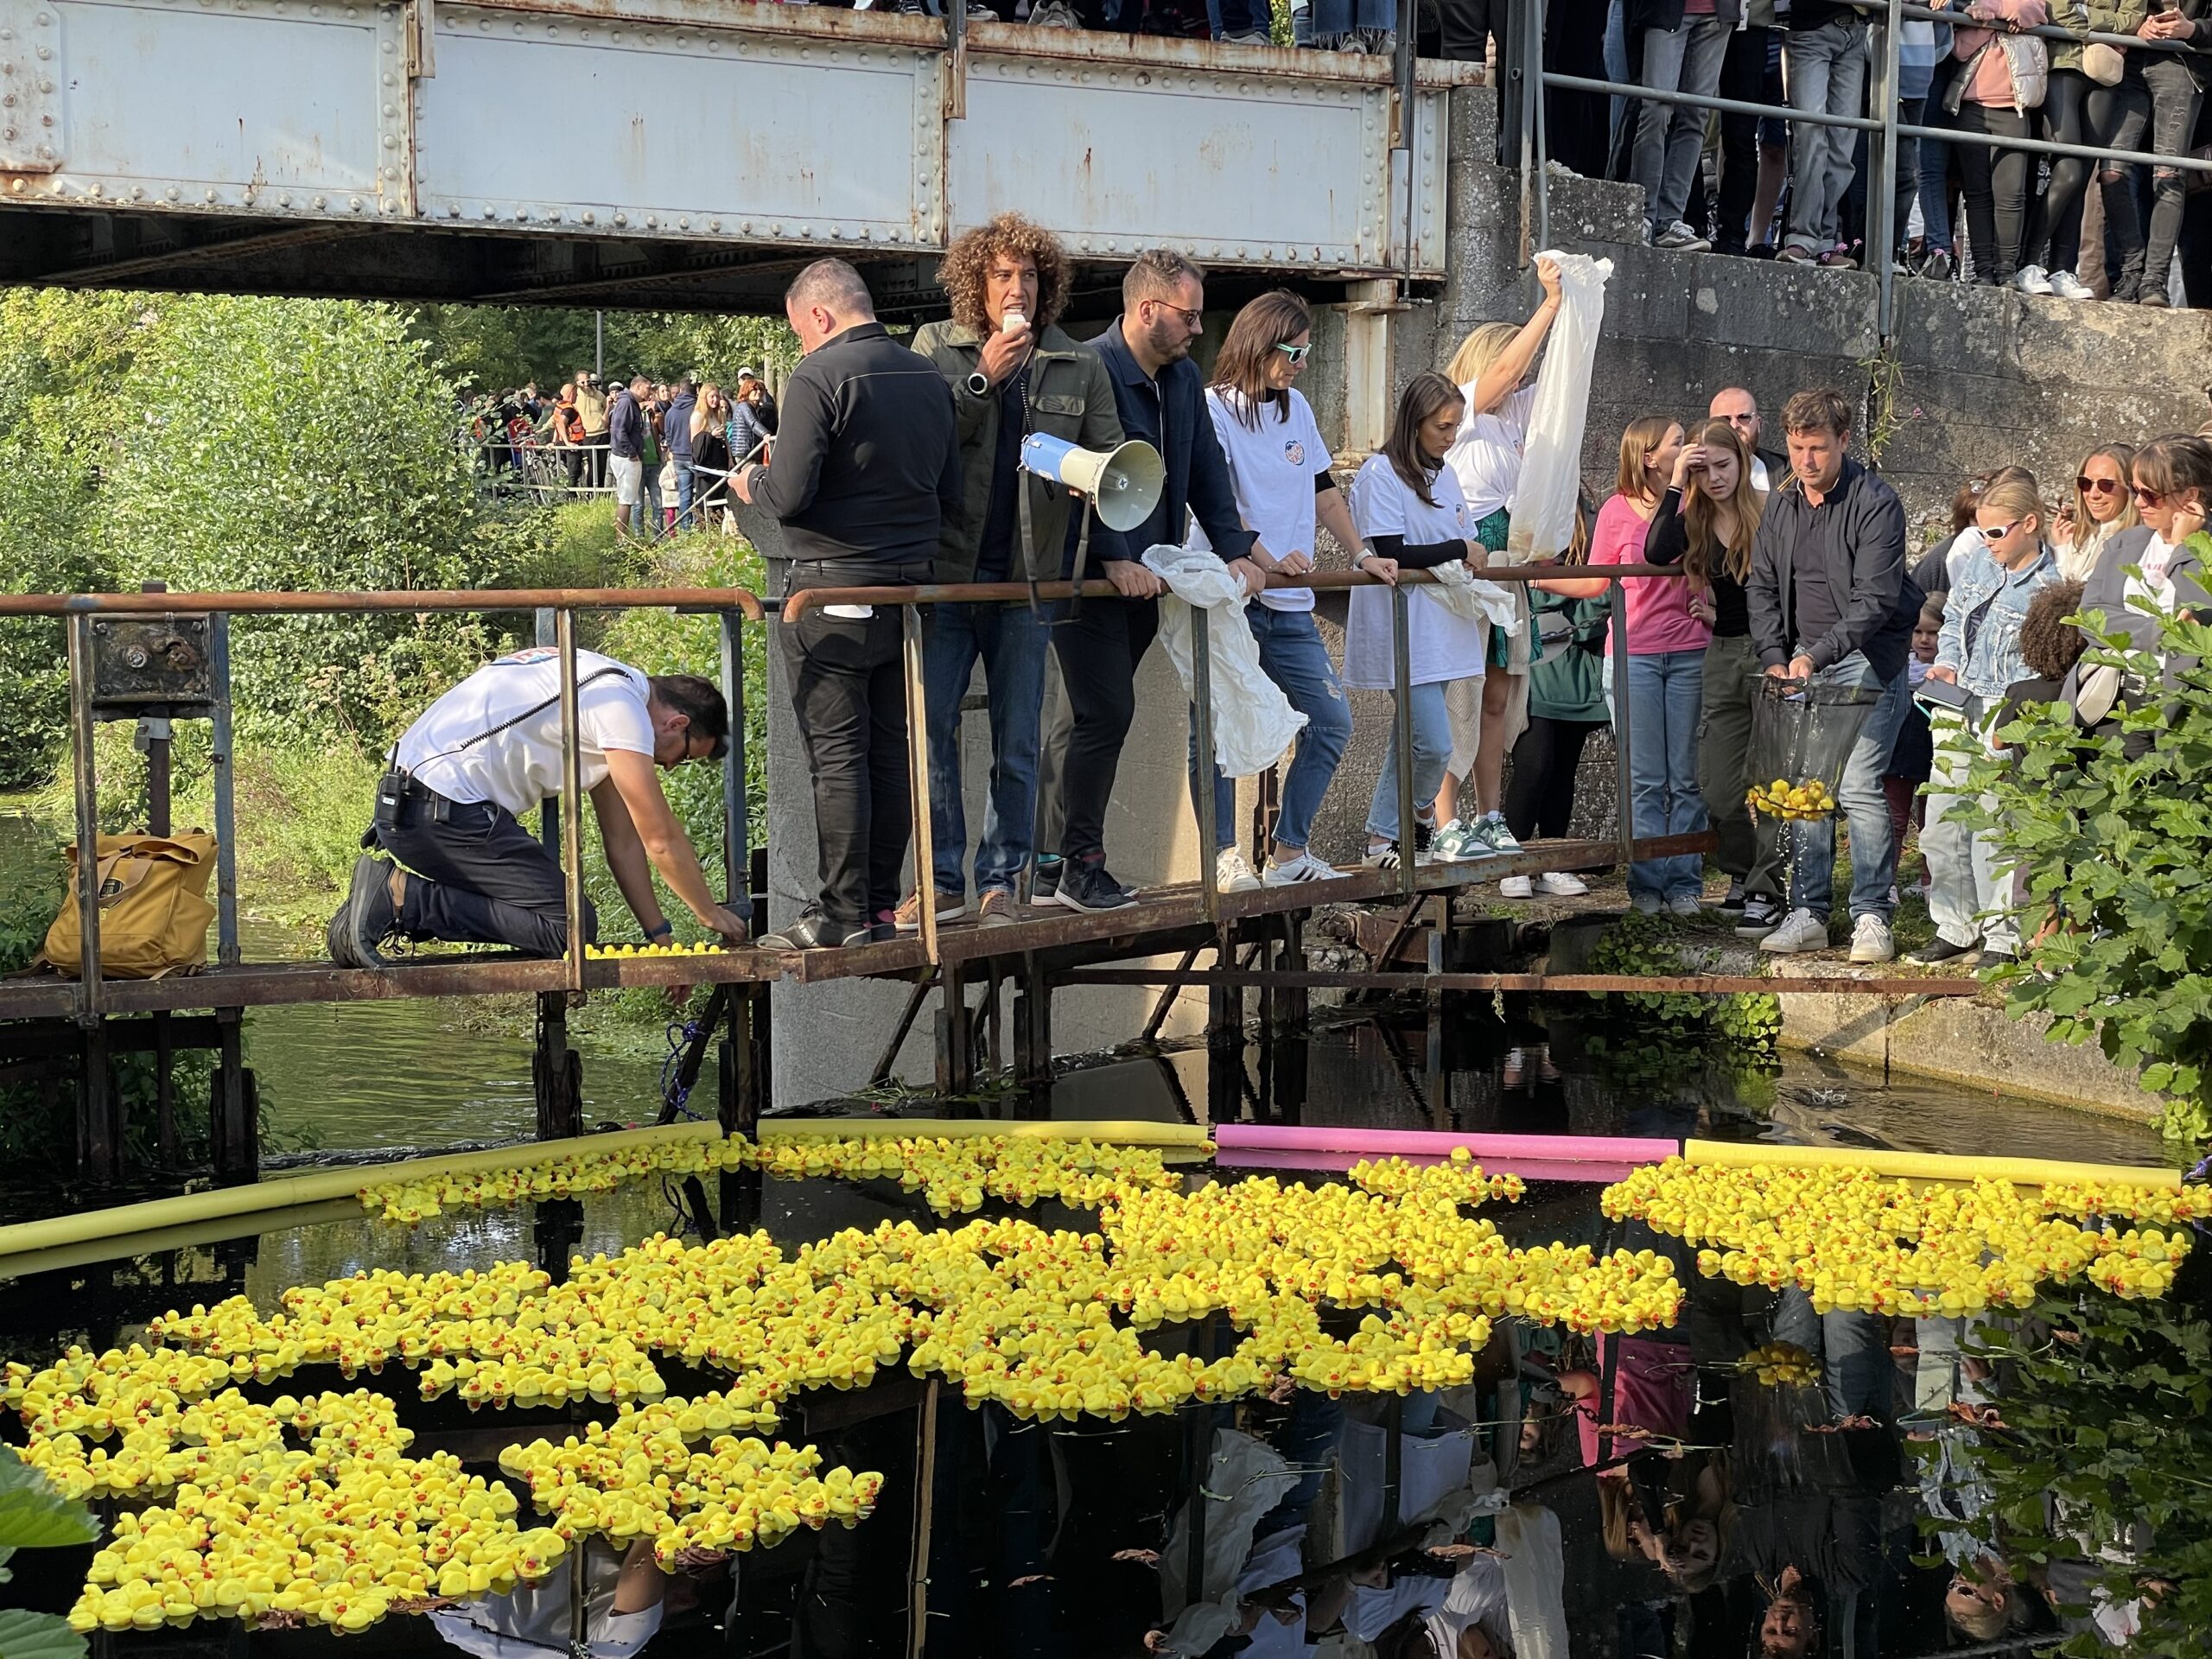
[0,986,2179,1657]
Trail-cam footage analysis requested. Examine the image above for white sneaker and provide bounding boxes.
[1654,219,1713,252]
[1536,870,1589,896]
[2048,269,2094,301]
[1262,849,1347,886]
[2012,264,2054,296]
[1216,847,1263,893]
[1758,907,1830,953]
[1499,874,1534,899]
[1666,893,1705,918]
[1850,913,1896,963]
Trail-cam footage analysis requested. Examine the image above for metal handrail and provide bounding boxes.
[0,586,766,619]
[1517,0,2212,338]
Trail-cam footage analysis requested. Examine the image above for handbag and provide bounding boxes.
[2082,40,2126,86]
[38,831,219,980]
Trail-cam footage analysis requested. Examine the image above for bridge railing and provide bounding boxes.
[0,562,1682,1010]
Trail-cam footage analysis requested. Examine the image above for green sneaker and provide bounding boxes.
[1473,814,1524,856]
[1430,818,1484,862]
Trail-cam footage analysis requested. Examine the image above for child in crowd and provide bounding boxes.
[1885,595,1943,897]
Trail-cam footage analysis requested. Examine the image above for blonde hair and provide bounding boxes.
[1977,466,2045,532]
[1615,416,1678,504]
[1683,418,1764,588]
[2069,443,2139,554]
[1446,321,1521,391]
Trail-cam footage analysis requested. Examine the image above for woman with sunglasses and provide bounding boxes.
[1912,467,2058,967]
[2052,442,2139,581]
[1196,291,1358,889]
[2068,435,2212,747]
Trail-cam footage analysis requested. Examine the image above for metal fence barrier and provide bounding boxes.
[1512,0,2212,335]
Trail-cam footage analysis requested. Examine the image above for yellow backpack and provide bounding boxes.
[40,832,219,980]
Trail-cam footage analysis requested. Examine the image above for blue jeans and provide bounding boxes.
[922,601,1049,897]
[1783,19,1870,251]
[674,462,696,531]
[1307,0,1391,35]
[1186,607,1352,854]
[1204,0,1269,35]
[1624,650,1708,900]
[1789,653,1908,921]
[1365,682,1452,842]
[1774,1292,1893,1423]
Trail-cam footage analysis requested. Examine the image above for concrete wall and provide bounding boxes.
[769,84,2212,1105]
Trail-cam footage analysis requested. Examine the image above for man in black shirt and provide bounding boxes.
[734,259,963,950]
[1743,388,1921,962]
[909,214,1124,931]
[1044,249,1264,913]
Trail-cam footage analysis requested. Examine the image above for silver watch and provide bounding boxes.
[965,372,990,397]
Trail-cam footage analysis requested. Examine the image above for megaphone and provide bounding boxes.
[1019,434,1166,533]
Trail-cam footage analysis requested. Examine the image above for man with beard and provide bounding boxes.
[1042,249,1264,913]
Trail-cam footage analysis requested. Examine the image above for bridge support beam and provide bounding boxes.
[532,991,582,1141]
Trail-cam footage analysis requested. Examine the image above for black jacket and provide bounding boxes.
[747,322,963,582]
[1088,321,1255,570]
[1747,456,1921,683]
[665,391,696,463]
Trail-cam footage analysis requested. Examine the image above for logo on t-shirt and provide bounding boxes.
[1283,441,1306,467]
[497,646,557,666]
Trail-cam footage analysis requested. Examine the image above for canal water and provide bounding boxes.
[1,978,2185,1657]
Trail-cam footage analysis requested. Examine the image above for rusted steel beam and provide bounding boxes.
[0,587,765,619]
[1055,969,1984,996]
[779,565,1688,623]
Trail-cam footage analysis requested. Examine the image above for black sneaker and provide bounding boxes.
[1910,936,1977,965]
[1974,947,2017,969]
[1030,857,1064,908]
[328,855,396,968]
[1411,819,1436,861]
[1057,860,1139,913]
[1734,894,1783,939]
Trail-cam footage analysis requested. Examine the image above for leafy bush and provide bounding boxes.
[102,296,490,749]
[1961,606,2212,1144]
[0,1444,99,1659]
[0,817,67,974]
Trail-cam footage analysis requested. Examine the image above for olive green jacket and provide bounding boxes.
[910,319,1125,584]
[2048,0,2146,73]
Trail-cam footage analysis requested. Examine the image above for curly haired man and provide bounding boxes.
[906,213,1126,927]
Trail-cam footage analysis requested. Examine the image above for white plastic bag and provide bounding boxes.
[1334,1414,1477,1558]
[1495,1503,1571,1659]
[1426,560,1521,631]
[1142,545,1307,778]
[1506,251,1612,563]
[1157,1427,1299,1618]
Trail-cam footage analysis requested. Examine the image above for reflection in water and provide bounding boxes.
[0,997,2183,1656]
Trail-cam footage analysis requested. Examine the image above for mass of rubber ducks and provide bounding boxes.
[1745,776,1837,821]
[1602,1157,2202,1315]
[582,941,732,958]
[10,1140,2202,1641]
[354,1132,1187,1224]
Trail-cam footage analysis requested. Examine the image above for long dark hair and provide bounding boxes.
[1386,372,1465,509]
[1683,417,1764,588]
[1211,291,1312,430]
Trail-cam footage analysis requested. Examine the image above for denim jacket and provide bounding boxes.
[1936,538,2057,700]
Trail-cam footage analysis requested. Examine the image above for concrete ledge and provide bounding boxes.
[1766,960,2163,1124]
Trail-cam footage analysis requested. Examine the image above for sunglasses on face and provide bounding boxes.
[2078,475,2123,495]
[1275,342,1312,365]
[1984,520,2023,542]
[2135,484,2168,506]
[1148,300,1202,328]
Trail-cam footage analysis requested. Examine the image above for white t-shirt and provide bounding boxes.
[1344,453,1489,690]
[1445,383,1535,523]
[1201,387,1335,614]
[428,1546,666,1659]
[397,646,655,818]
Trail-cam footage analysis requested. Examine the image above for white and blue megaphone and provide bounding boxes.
[1019,433,1166,533]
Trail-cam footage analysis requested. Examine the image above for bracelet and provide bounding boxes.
[645,920,674,940]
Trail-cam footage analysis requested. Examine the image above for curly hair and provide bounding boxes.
[2018,578,2086,681]
[936,213,1072,334]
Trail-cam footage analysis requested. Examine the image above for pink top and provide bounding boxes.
[1590,493,1713,656]
[1955,0,2050,106]
[1574,1335,1694,1466]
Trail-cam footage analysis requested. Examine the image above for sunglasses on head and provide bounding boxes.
[2078,475,2124,495]
[1274,342,1311,365]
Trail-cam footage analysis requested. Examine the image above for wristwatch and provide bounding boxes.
[965,371,991,398]
[645,920,674,941]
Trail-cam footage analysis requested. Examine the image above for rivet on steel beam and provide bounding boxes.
[7,179,20,194]
[311,194,324,207]
[645,215,658,228]
[447,202,461,217]
[204,189,217,202]
[87,181,101,197]
[349,195,363,211]
[380,36,392,49]
[167,186,181,200]
[709,219,721,232]
[613,212,628,226]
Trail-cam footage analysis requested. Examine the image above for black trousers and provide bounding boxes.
[782,591,916,927]
[377,795,596,957]
[1050,594,1160,865]
[1715,23,1776,251]
[1503,715,1603,842]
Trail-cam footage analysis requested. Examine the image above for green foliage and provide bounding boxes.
[1923,1284,2212,1656]
[101,296,490,748]
[1577,912,1783,1096]
[407,307,796,394]
[1958,606,2212,1144]
[0,1442,99,1659]
[0,816,66,975]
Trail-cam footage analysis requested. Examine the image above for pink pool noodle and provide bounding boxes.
[1211,1125,1681,1166]
[1214,1147,1645,1184]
